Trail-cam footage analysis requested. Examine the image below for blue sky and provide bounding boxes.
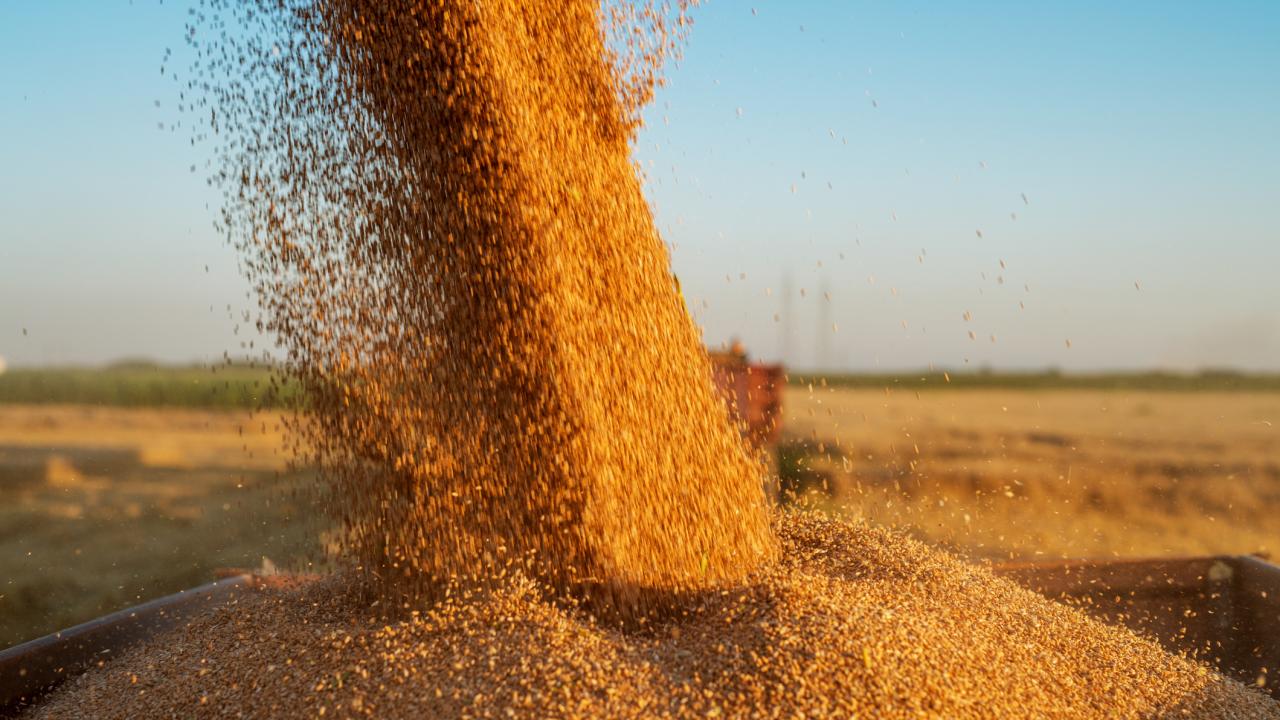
[2,0,1277,370]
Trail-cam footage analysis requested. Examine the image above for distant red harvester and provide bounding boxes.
[708,340,784,450]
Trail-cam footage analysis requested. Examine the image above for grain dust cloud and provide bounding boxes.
[28,0,1280,717]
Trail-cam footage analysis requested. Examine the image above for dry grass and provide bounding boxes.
[0,405,324,647]
[781,386,1280,562]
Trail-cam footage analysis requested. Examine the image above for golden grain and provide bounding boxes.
[25,1,1280,717]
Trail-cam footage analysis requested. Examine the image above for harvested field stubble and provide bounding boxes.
[780,388,1280,561]
[32,514,1280,719]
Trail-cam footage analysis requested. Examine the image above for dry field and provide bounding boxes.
[2,389,1278,649]
[0,405,323,647]
[782,386,1280,562]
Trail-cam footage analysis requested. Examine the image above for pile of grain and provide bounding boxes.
[34,514,1280,719]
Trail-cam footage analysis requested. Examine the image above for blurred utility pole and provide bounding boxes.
[817,276,831,372]
[779,272,793,367]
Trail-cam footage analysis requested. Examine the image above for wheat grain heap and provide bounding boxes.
[33,515,1280,719]
[29,0,1280,717]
